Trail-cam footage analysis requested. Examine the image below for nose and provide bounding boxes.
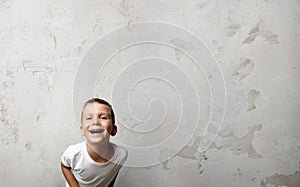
[92,116,101,125]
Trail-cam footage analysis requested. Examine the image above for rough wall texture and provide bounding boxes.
[0,0,299,187]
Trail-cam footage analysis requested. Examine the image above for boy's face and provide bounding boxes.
[80,102,117,144]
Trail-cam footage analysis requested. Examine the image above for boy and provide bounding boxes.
[61,98,128,187]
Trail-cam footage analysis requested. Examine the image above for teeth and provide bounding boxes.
[90,129,104,134]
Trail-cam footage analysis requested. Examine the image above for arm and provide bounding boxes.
[107,172,118,187]
[61,162,80,187]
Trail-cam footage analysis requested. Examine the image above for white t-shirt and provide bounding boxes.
[61,141,127,187]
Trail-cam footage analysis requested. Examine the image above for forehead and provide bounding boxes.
[83,102,111,114]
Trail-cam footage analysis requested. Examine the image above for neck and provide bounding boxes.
[86,142,114,163]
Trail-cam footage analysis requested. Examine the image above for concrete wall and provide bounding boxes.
[0,0,299,186]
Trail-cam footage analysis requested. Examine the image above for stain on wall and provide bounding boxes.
[261,171,300,187]
[232,58,254,81]
[247,89,261,111]
[224,124,263,159]
[243,21,279,45]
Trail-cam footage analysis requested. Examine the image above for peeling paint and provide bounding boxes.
[243,22,279,45]
[22,61,56,75]
[21,61,57,92]
[247,89,261,111]
[177,136,202,160]
[261,171,300,187]
[158,136,203,170]
[232,58,254,80]
[223,125,263,158]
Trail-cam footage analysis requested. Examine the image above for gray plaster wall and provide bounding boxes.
[0,0,299,187]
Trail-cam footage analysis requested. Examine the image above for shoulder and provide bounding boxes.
[64,142,85,154]
[111,143,128,161]
[61,141,86,167]
[62,141,85,162]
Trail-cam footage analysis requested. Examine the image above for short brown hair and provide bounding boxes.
[81,98,115,125]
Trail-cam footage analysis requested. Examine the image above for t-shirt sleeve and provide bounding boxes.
[118,146,128,165]
[123,148,128,163]
[61,146,72,168]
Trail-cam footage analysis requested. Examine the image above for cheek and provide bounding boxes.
[105,123,113,132]
[106,125,111,132]
[81,125,89,133]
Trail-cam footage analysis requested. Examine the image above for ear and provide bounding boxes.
[80,126,84,136]
[111,125,117,136]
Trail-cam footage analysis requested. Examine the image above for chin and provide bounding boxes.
[87,137,109,144]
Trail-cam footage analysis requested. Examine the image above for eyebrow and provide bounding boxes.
[84,112,110,116]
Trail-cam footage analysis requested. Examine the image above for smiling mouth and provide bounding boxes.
[89,129,104,134]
